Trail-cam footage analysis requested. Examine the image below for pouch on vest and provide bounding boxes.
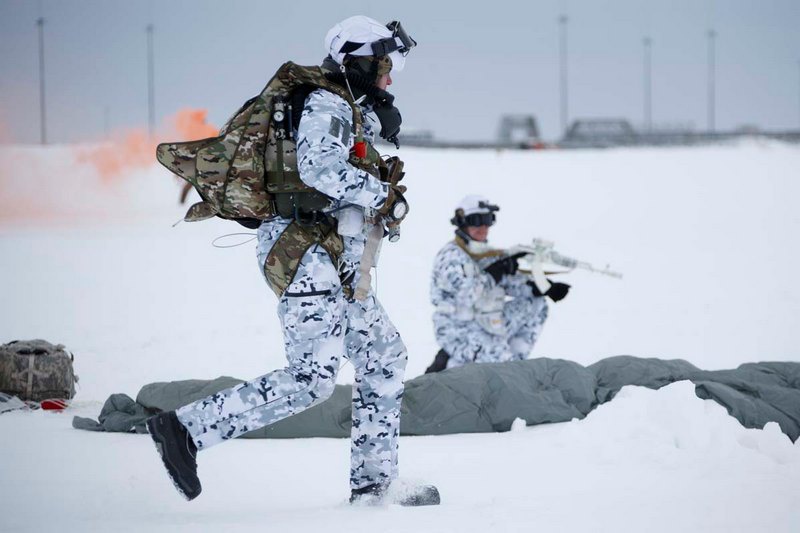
[263,219,350,298]
[474,286,508,337]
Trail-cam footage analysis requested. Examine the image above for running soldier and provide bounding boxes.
[147,16,439,506]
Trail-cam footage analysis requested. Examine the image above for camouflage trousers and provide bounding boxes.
[434,287,549,369]
[176,223,407,490]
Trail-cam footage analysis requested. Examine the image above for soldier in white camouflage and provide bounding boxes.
[426,195,570,372]
[147,16,439,506]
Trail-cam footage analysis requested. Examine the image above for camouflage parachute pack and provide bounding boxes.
[0,340,78,402]
[156,61,365,223]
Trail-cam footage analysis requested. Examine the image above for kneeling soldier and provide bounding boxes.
[426,195,569,372]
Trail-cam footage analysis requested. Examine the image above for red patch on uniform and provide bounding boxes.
[354,141,367,158]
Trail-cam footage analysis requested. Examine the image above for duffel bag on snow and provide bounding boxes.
[0,340,78,401]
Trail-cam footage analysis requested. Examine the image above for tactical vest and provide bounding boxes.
[156,62,385,297]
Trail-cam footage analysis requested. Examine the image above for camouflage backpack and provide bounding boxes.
[156,61,366,224]
[0,340,78,402]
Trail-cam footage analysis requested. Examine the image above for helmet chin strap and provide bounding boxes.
[456,228,489,250]
[455,228,473,242]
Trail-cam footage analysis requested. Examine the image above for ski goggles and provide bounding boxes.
[371,21,417,57]
[463,212,496,227]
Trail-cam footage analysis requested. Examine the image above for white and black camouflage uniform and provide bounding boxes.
[430,240,549,369]
[176,88,408,491]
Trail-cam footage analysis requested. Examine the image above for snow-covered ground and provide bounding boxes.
[1,140,799,531]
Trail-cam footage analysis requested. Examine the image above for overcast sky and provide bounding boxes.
[1,0,799,143]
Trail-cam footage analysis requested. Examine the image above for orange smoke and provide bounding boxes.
[76,108,218,183]
[173,108,218,140]
[76,129,152,183]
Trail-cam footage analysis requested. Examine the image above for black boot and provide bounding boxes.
[424,349,450,374]
[350,482,441,507]
[146,410,201,501]
[349,483,385,505]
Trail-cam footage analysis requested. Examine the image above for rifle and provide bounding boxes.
[509,238,622,293]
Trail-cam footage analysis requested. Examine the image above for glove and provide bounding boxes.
[378,184,409,223]
[547,282,570,302]
[483,253,526,283]
[529,280,571,302]
[373,101,402,148]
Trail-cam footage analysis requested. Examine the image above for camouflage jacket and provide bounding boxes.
[430,240,496,321]
[296,88,389,210]
[430,239,532,320]
[258,88,388,291]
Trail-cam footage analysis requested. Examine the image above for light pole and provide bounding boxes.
[147,23,155,138]
[707,29,716,132]
[643,36,652,132]
[559,15,569,136]
[37,16,47,144]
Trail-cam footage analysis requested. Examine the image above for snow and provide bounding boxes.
[1,140,800,531]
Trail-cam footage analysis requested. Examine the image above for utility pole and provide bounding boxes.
[37,16,47,144]
[147,23,155,138]
[559,15,569,136]
[707,29,716,132]
[643,36,652,132]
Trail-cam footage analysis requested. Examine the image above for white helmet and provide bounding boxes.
[451,195,500,227]
[324,16,416,72]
